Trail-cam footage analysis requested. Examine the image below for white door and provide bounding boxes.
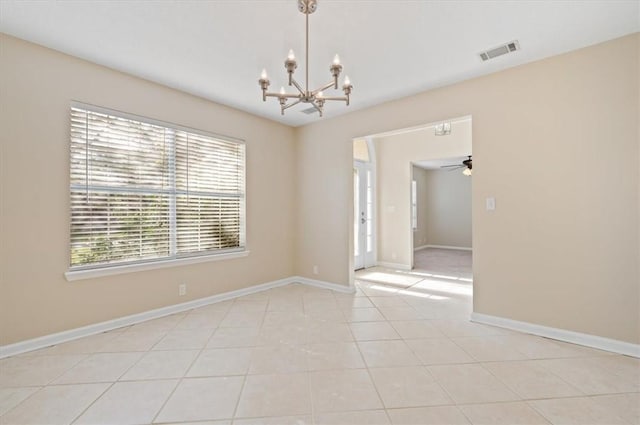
[354,162,374,270]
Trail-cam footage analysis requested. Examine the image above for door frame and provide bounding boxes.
[349,115,473,287]
[353,137,377,270]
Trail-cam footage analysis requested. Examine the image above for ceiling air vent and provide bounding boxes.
[479,40,520,61]
[301,107,319,115]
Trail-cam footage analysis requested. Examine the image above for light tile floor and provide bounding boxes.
[1,273,638,424]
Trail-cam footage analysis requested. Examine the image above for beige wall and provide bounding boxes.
[0,35,296,345]
[373,120,472,267]
[296,34,639,344]
[2,33,638,347]
[414,168,472,249]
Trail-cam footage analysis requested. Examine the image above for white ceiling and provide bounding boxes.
[1,1,638,127]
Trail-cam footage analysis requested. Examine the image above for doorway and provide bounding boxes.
[351,116,472,276]
[411,157,472,277]
[354,161,375,270]
[353,138,376,270]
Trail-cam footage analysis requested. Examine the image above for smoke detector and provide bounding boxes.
[479,40,520,61]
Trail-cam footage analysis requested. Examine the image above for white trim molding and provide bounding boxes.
[377,261,412,271]
[471,312,640,358]
[0,276,352,359]
[421,245,472,251]
[292,276,355,293]
[65,250,250,281]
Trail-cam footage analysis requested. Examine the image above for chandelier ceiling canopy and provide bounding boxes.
[258,0,353,117]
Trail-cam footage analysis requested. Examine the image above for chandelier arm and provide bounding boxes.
[316,96,348,101]
[311,80,337,96]
[265,92,302,99]
[290,78,306,96]
[283,99,303,110]
[310,102,323,113]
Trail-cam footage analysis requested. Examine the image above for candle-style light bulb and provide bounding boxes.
[288,49,296,60]
[317,91,324,98]
[342,75,352,106]
[260,69,268,80]
[333,54,340,65]
[280,86,286,95]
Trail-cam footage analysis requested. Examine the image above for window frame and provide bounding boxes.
[65,102,248,281]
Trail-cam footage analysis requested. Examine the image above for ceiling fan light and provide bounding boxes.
[463,167,472,176]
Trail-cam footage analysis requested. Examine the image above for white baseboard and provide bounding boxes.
[377,261,412,271]
[292,276,355,294]
[471,312,640,358]
[423,245,472,251]
[0,276,351,359]
[413,244,429,251]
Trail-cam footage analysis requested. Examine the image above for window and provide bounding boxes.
[69,104,245,271]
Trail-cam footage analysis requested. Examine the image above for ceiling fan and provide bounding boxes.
[441,155,472,176]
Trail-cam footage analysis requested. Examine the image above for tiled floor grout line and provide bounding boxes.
[351,292,394,424]
[302,288,317,425]
[482,360,588,402]
[353,279,639,424]
[398,324,471,419]
[149,302,237,424]
[0,348,97,421]
[228,297,272,424]
[402,290,580,408]
[228,342,257,421]
[68,347,153,425]
[59,324,171,425]
[523,399,557,425]
[2,276,638,425]
[68,382,116,425]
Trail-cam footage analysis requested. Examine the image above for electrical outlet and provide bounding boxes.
[313,265,319,275]
[178,283,187,296]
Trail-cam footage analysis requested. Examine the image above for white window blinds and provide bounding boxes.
[69,104,245,269]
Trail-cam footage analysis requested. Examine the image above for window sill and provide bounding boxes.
[64,250,250,282]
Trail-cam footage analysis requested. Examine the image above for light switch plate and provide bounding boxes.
[486,197,496,211]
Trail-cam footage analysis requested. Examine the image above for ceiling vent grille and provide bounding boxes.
[479,40,520,61]
[301,107,319,115]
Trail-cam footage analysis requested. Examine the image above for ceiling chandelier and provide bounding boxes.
[258,0,353,117]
